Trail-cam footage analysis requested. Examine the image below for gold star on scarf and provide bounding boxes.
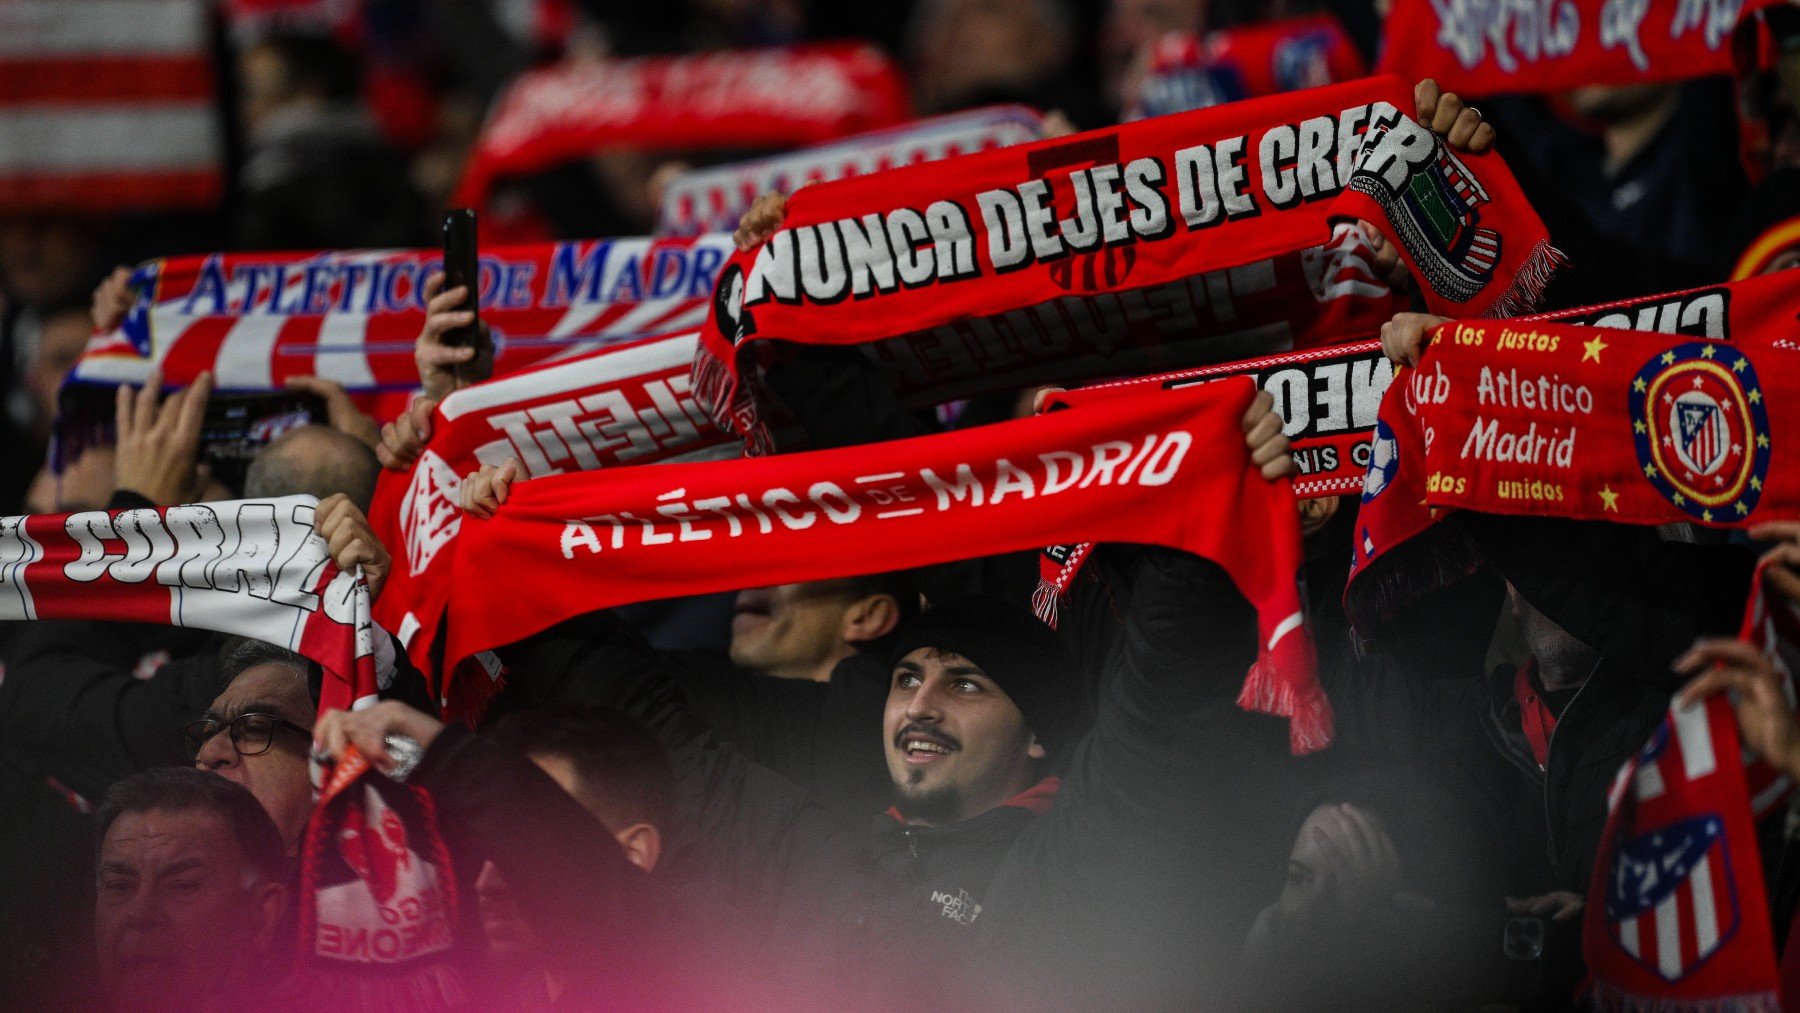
[1583,336,1608,363]
[1661,351,1676,365]
[1734,357,1749,373]
[1633,378,1647,392]
[1701,345,1716,359]
[1598,486,1620,512]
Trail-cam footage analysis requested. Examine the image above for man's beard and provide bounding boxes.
[894,775,965,825]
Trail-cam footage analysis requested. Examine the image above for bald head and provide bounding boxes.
[245,425,378,510]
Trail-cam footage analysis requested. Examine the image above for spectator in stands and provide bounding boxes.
[93,767,290,1013]
[187,642,319,853]
[475,707,677,1002]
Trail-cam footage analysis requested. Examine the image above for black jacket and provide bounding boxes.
[496,548,1285,1007]
[1329,514,1755,895]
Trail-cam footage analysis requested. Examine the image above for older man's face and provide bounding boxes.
[193,664,315,851]
[95,807,278,1012]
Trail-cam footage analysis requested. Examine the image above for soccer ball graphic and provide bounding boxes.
[1362,421,1399,502]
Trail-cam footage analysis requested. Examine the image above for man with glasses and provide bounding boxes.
[186,641,318,854]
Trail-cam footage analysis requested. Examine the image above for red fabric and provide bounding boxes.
[455,43,912,211]
[1131,16,1366,117]
[1332,111,1561,318]
[369,330,738,687]
[1581,563,1794,1012]
[1390,320,1794,527]
[0,497,376,711]
[1031,339,1393,625]
[1045,337,1393,499]
[1378,0,1786,98]
[696,75,1550,452]
[445,378,1329,752]
[1514,661,1555,770]
[1346,270,1800,631]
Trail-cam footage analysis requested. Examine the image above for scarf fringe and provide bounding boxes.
[1030,579,1062,629]
[690,344,776,456]
[1344,519,1488,641]
[1483,240,1567,319]
[1587,981,1781,1013]
[1237,656,1335,755]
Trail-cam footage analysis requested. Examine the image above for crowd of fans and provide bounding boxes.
[3,0,1800,1010]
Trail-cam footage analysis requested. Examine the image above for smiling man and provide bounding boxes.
[884,596,1074,825]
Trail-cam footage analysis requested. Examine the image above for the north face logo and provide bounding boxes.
[931,888,983,926]
[399,450,461,577]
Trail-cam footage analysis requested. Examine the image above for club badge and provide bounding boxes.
[1628,342,1770,524]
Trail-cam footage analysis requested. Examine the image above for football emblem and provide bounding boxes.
[1361,418,1400,502]
[399,450,463,577]
[1604,814,1738,982]
[1628,342,1770,524]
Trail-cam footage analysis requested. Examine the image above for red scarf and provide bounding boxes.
[1331,106,1561,318]
[656,105,1046,238]
[696,75,1550,453]
[368,330,738,683]
[1383,320,1795,526]
[0,498,459,1003]
[444,378,1330,752]
[1582,563,1797,1013]
[0,496,378,708]
[1347,271,1800,629]
[1377,0,1784,97]
[1032,339,1392,626]
[455,43,911,212]
[1130,16,1367,119]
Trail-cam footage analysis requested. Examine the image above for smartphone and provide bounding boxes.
[198,390,329,489]
[441,208,480,349]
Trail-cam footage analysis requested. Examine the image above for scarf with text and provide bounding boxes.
[1348,316,1800,631]
[455,43,911,213]
[0,497,465,1003]
[1032,339,1392,625]
[444,379,1330,752]
[1582,562,1797,1013]
[0,495,378,708]
[695,75,1550,453]
[1129,16,1367,119]
[58,235,732,464]
[1377,0,1784,97]
[656,105,1045,237]
[368,329,738,687]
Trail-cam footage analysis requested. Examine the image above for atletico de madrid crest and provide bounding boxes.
[1604,814,1739,982]
[1628,342,1771,524]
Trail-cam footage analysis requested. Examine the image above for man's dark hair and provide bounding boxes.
[96,768,287,886]
[491,707,676,834]
[220,638,320,711]
[244,425,380,512]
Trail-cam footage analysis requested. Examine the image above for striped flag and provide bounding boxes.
[1584,564,1793,1012]
[0,0,223,213]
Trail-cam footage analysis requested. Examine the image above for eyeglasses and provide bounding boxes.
[184,712,311,758]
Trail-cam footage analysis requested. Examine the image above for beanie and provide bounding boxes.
[889,593,1078,755]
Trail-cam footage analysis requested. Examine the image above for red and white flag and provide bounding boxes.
[0,0,223,213]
